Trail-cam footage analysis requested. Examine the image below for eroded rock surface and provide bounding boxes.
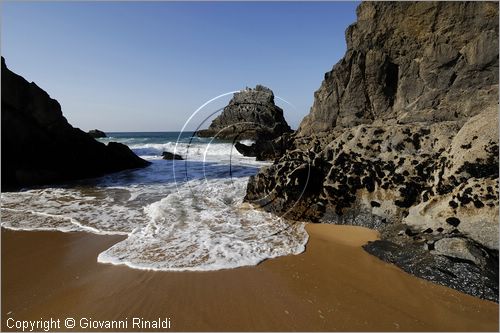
[197,85,291,140]
[245,2,499,301]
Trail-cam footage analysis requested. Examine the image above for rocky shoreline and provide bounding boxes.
[244,2,499,302]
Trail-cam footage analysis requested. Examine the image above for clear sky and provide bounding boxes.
[2,1,359,132]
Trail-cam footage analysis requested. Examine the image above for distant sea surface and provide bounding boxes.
[1,132,308,271]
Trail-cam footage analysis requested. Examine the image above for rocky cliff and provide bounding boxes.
[299,1,498,134]
[245,2,499,301]
[197,85,292,140]
[1,57,150,190]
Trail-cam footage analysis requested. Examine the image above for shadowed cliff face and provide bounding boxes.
[1,57,150,190]
[245,2,499,301]
[299,1,499,135]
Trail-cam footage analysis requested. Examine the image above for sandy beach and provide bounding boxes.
[1,224,498,331]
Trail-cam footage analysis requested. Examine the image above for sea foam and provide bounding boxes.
[98,178,308,271]
[1,135,308,271]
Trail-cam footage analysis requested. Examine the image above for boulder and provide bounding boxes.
[161,151,183,160]
[234,142,256,157]
[235,133,295,161]
[196,85,292,141]
[88,129,107,138]
[1,57,150,190]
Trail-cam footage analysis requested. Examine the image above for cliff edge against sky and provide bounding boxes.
[245,1,499,301]
[1,57,150,190]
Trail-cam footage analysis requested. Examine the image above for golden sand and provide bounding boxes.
[2,224,498,331]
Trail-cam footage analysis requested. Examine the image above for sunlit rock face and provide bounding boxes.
[245,2,499,302]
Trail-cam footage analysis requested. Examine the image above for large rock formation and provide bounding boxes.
[299,1,498,134]
[245,2,499,301]
[88,129,107,138]
[1,57,150,190]
[197,85,292,141]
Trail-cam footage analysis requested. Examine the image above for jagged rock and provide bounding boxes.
[299,2,498,135]
[235,133,295,161]
[88,129,107,138]
[1,57,150,190]
[162,151,183,160]
[196,85,292,141]
[234,142,257,157]
[244,2,499,301]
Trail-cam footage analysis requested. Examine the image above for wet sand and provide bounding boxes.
[2,224,498,331]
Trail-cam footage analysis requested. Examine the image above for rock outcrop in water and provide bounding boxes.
[197,85,292,160]
[245,2,499,301]
[1,57,150,190]
[197,85,292,140]
[162,151,183,160]
[88,129,107,138]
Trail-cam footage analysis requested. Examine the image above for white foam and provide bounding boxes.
[98,177,308,271]
[128,141,268,167]
[1,136,307,272]
[1,187,150,235]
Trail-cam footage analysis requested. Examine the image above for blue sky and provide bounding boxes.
[2,1,358,132]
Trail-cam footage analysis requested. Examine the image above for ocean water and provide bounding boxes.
[1,132,308,271]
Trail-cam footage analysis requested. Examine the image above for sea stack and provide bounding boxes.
[197,85,293,160]
[245,2,499,301]
[88,129,107,138]
[1,57,150,190]
[196,85,292,141]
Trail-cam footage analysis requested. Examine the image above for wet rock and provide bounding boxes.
[363,240,498,302]
[235,133,295,161]
[161,151,183,160]
[433,237,483,266]
[244,2,499,301]
[196,85,292,141]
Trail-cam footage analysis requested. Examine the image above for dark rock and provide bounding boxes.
[473,200,485,208]
[363,240,498,302]
[404,228,417,237]
[243,2,499,301]
[424,241,435,251]
[161,151,183,160]
[235,133,295,161]
[196,85,292,141]
[1,57,150,190]
[446,217,461,227]
[234,142,256,157]
[88,129,107,138]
